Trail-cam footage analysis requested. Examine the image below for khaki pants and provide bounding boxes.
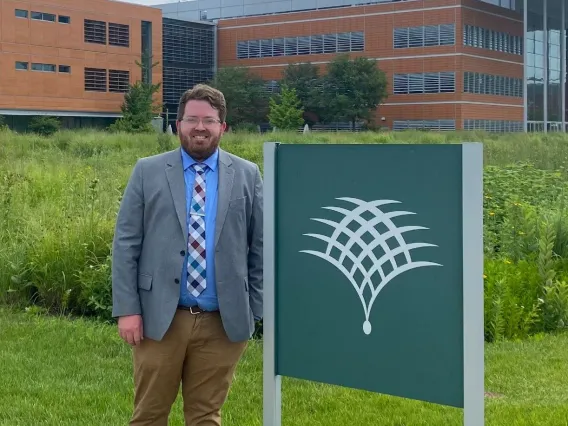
[129,309,248,426]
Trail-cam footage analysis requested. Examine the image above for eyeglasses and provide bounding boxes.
[180,117,221,126]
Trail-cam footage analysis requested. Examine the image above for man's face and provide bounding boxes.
[177,100,226,161]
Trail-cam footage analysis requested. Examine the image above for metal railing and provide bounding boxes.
[527,121,568,132]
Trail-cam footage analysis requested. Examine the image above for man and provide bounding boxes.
[111,84,263,426]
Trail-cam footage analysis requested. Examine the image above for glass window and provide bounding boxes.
[408,27,423,47]
[462,71,522,97]
[393,74,408,94]
[463,25,522,55]
[236,30,366,59]
[408,73,424,94]
[31,63,56,72]
[31,11,55,22]
[298,37,310,55]
[162,66,214,107]
[84,19,106,44]
[351,32,364,51]
[464,119,523,132]
[109,23,130,47]
[141,20,153,84]
[393,120,456,131]
[260,39,273,57]
[424,73,440,93]
[394,28,408,48]
[424,26,438,46]
[109,70,130,92]
[237,41,248,59]
[84,68,107,91]
[285,38,297,56]
[311,35,323,54]
[323,34,336,53]
[248,40,260,58]
[440,72,455,93]
[273,38,285,57]
[337,33,351,53]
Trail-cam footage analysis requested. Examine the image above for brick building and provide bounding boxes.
[0,0,566,132]
[0,0,163,129]
[0,0,216,131]
[159,0,567,133]
[214,0,524,131]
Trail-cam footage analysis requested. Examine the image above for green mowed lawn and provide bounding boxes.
[1,308,567,426]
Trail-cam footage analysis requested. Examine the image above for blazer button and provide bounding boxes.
[174,278,180,284]
[180,250,185,256]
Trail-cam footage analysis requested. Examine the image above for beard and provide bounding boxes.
[180,130,220,161]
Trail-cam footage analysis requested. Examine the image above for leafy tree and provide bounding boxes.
[318,54,388,130]
[208,67,269,127]
[110,54,162,133]
[268,85,304,131]
[280,62,323,125]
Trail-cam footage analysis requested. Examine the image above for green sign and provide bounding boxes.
[263,143,484,426]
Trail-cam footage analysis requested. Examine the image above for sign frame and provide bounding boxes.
[262,142,484,426]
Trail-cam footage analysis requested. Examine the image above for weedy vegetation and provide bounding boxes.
[1,128,568,425]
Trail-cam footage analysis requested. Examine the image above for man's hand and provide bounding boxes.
[118,315,144,346]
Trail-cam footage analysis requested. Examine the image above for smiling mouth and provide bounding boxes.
[192,135,209,141]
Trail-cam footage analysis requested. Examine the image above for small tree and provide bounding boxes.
[208,67,270,127]
[280,62,323,125]
[318,54,388,130]
[268,85,304,131]
[110,54,162,133]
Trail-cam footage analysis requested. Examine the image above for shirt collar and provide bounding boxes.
[181,147,219,172]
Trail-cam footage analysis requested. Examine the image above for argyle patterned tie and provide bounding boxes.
[187,163,207,297]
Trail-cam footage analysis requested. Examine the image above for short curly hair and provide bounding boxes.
[176,84,227,123]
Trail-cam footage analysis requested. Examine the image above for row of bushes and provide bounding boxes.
[1,128,568,342]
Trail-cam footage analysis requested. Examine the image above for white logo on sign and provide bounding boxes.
[300,197,442,335]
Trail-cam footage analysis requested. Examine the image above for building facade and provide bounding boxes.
[524,0,567,132]
[0,0,163,130]
[161,0,567,133]
[0,0,565,133]
[162,17,216,130]
[211,0,526,131]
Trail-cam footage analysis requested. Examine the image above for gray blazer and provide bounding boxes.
[111,147,263,343]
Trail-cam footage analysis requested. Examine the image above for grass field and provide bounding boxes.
[1,128,568,425]
[0,308,567,426]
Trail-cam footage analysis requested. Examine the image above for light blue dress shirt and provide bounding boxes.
[179,148,219,311]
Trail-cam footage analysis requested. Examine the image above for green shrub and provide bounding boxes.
[29,116,61,136]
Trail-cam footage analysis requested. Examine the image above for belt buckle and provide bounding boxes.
[189,306,201,315]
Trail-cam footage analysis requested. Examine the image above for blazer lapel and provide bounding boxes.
[215,149,234,247]
[165,148,188,242]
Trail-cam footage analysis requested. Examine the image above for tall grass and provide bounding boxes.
[1,128,568,341]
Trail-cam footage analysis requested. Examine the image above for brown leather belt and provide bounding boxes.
[177,305,217,315]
